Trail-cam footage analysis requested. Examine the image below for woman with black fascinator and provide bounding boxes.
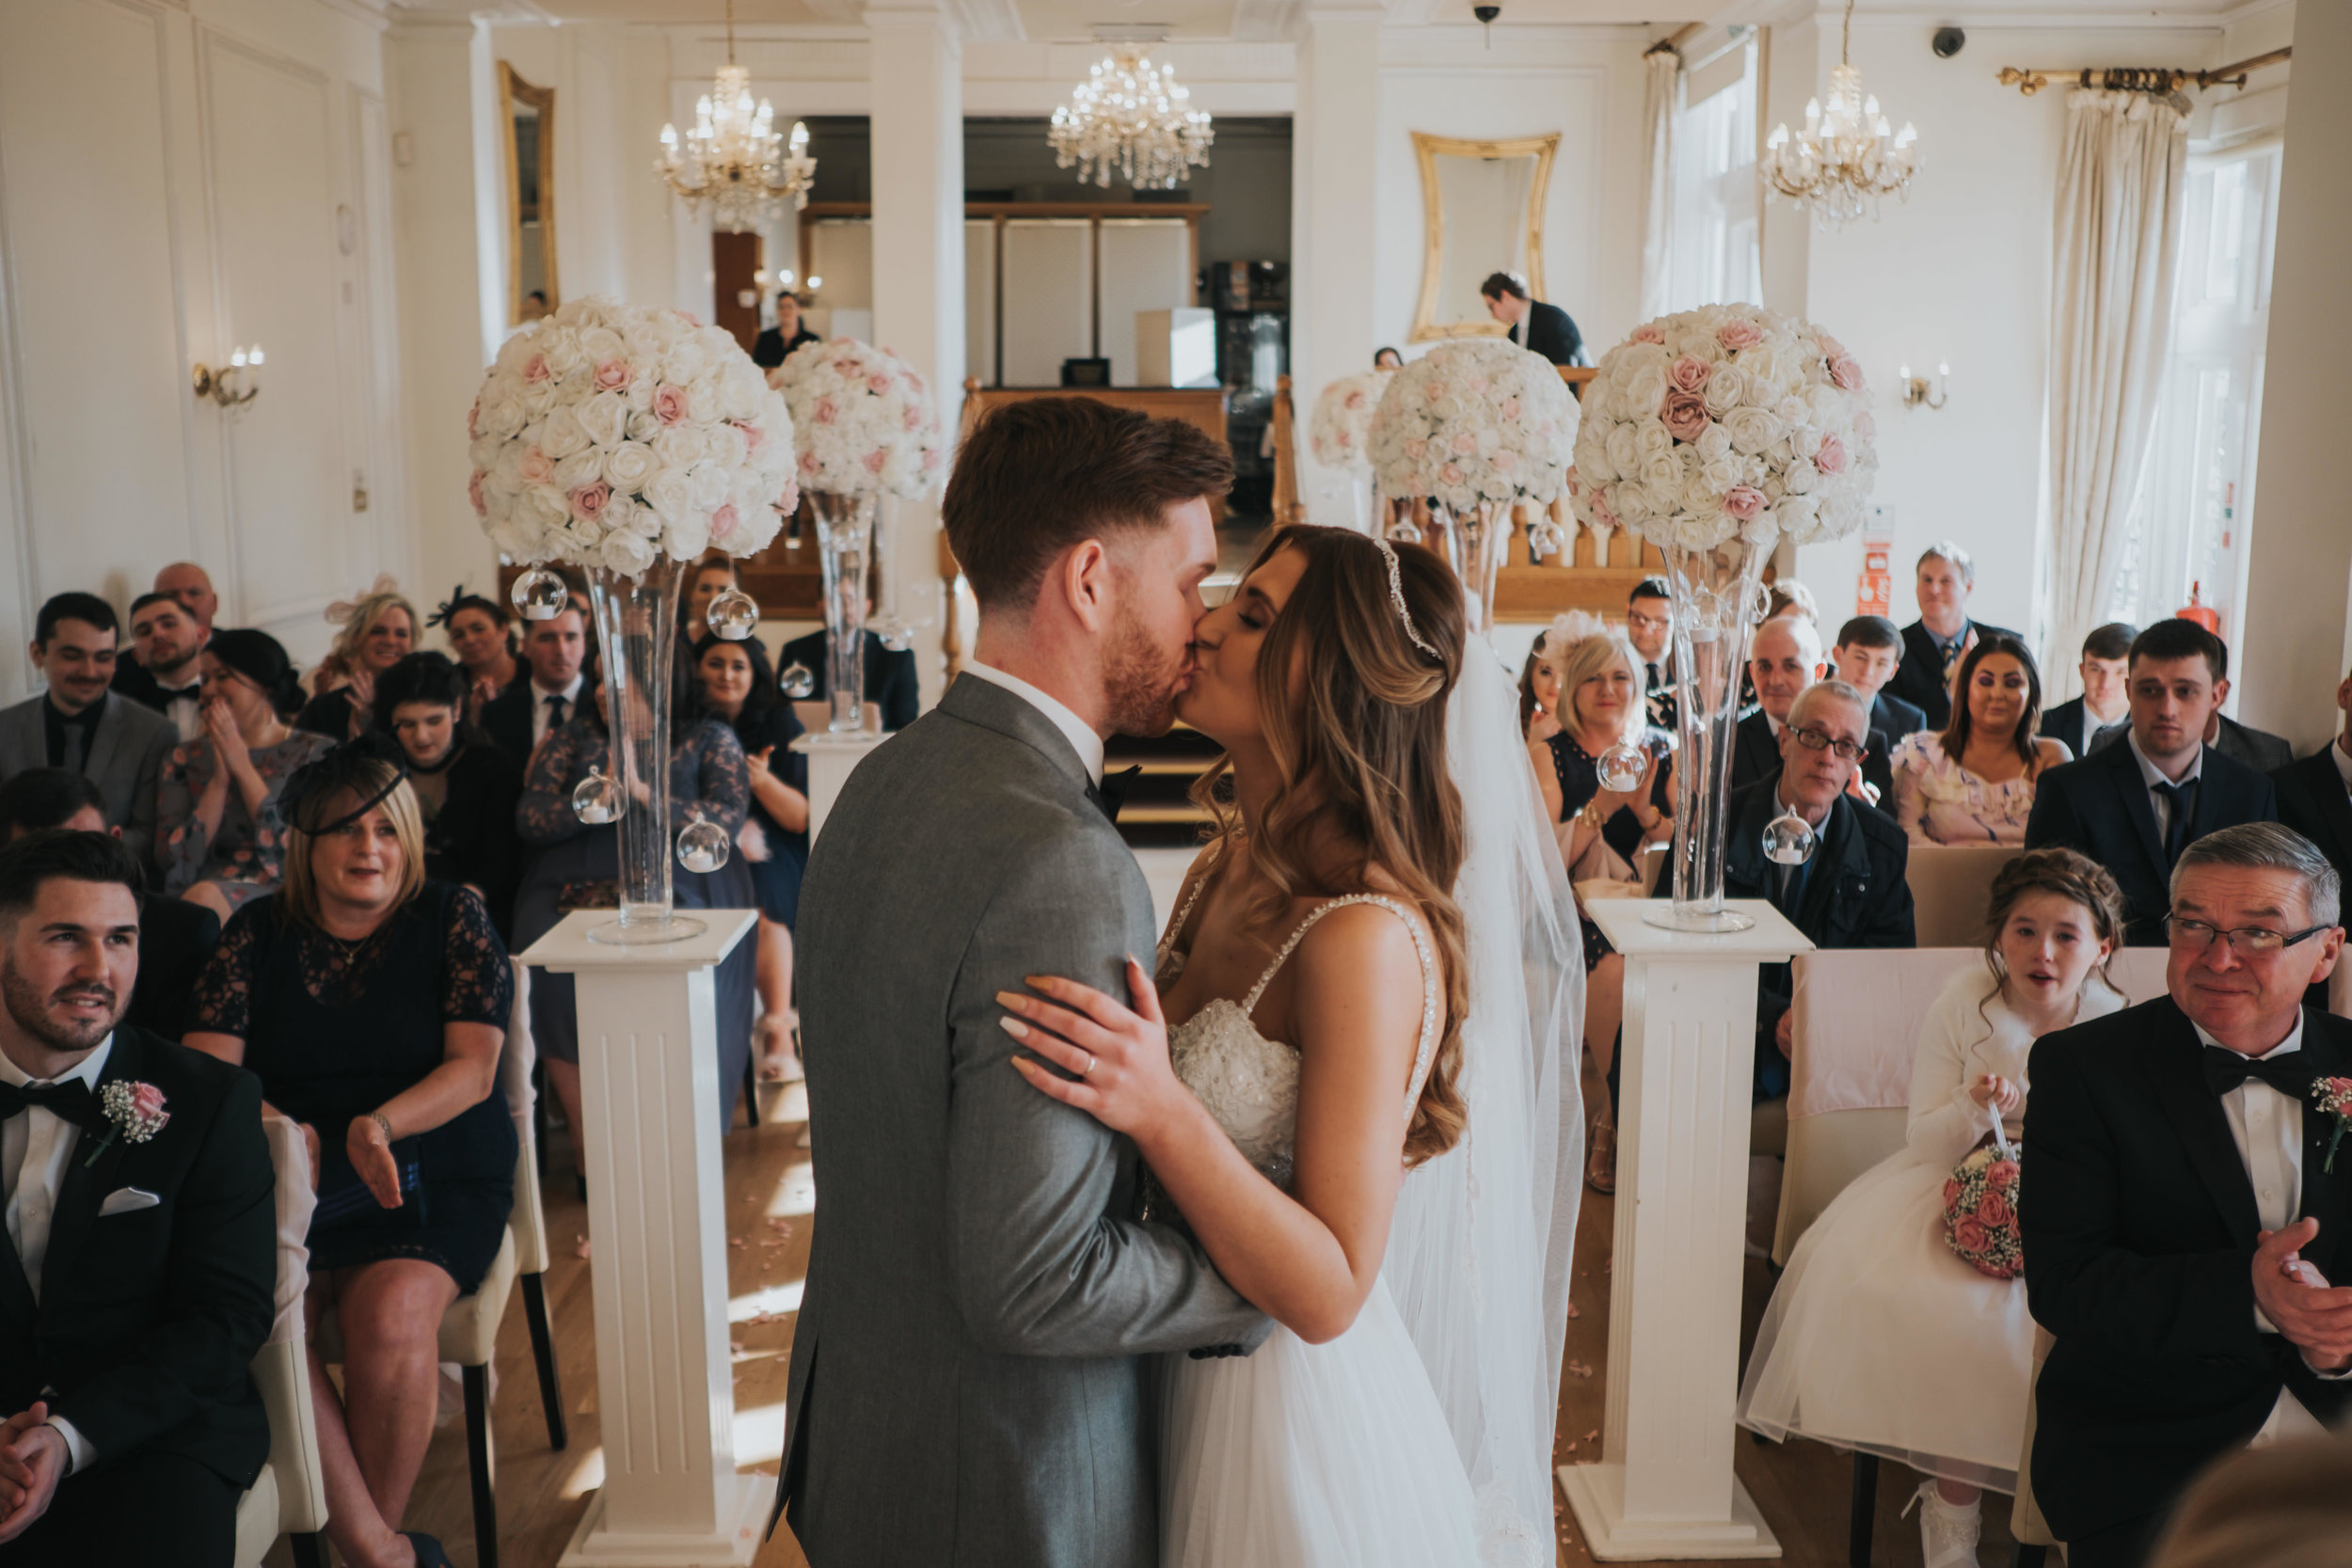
[159,627,338,922]
[374,652,526,940]
[428,586,520,722]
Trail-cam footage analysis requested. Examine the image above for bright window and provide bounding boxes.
[1665,40,1761,312]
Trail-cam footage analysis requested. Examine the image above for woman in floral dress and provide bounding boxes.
[1890,635,2072,846]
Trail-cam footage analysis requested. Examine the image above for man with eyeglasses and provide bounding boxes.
[1627,578,1677,730]
[1724,681,1915,1104]
[1732,617,1895,809]
[2022,823,2351,1568]
[2026,620,2278,945]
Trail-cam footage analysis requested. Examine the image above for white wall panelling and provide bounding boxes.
[1097,219,1196,388]
[998,219,1093,388]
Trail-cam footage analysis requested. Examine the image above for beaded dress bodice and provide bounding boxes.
[1156,884,1439,1192]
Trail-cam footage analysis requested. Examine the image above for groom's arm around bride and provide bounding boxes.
[774,399,1267,1568]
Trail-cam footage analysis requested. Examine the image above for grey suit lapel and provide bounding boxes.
[938,675,1096,799]
[81,692,127,785]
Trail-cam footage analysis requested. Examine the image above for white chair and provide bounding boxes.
[1904,844,2025,948]
[1637,842,1668,895]
[237,1115,328,1568]
[310,961,564,1568]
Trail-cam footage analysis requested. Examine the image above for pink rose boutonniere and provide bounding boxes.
[86,1081,170,1166]
[2315,1078,2352,1174]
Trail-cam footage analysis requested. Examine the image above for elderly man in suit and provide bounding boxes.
[774,398,1266,1568]
[1886,542,2022,731]
[0,830,275,1565]
[2040,621,2136,761]
[1724,679,1915,1103]
[0,594,175,870]
[479,603,588,768]
[1479,272,1586,369]
[1732,616,1895,809]
[2026,620,2278,945]
[2023,823,2351,1568]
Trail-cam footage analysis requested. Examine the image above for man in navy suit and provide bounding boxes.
[2081,630,2295,776]
[1885,542,2020,731]
[2039,622,2136,760]
[2023,824,2351,1568]
[1832,614,1926,741]
[2026,619,2278,945]
[480,603,589,768]
[2272,666,2352,894]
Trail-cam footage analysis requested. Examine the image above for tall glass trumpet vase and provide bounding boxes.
[1428,499,1510,637]
[809,489,877,735]
[1645,535,1772,934]
[584,559,702,945]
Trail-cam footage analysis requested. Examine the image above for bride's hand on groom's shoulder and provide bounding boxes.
[1004,958,1188,1141]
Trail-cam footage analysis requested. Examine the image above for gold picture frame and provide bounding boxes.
[1408,131,1561,343]
[499,62,559,327]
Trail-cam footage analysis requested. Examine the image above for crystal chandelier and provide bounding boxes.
[1758,0,1918,228]
[1048,36,1214,191]
[656,0,817,233]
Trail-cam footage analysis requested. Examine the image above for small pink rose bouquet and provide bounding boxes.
[1943,1135,2023,1280]
[2316,1077,2352,1174]
[87,1080,170,1166]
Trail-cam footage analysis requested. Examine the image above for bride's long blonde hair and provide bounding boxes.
[1189,526,1471,1165]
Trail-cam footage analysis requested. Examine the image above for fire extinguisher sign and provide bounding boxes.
[1857,536,1894,619]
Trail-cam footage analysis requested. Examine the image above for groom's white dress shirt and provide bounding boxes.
[2192,1018,2352,1446]
[963,659,1105,786]
[1,1037,107,1472]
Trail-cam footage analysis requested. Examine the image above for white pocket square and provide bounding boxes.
[98,1187,160,1216]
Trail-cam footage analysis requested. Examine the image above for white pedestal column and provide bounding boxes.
[524,909,763,1567]
[791,730,885,842]
[1559,899,1811,1560]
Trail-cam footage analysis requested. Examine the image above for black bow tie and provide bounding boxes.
[2202,1044,2313,1101]
[0,1077,96,1128]
[1089,765,1142,825]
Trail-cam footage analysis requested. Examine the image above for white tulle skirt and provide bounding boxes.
[1737,1149,2034,1493]
[1160,1275,1483,1567]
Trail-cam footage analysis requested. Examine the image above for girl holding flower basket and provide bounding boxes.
[1738,848,2129,1568]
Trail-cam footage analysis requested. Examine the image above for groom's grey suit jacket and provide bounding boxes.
[774,674,1266,1568]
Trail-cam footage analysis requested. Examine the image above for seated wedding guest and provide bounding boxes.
[2026,619,2278,944]
[1890,542,2022,731]
[1833,614,1927,740]
[513,665,756,1174]
[695,633,809,1083]
[154,561,220,638]
[1740,848,2127,1568]
[1766,578,1820,626]
[0,593,175,868]
[753,291,821,370]
[780,610,920,733]
[0,831,274,1566]
[374,654,525,941]
[2271,666,2352,893]
[1628,577,1677,730]
[2040,622,2137,760]
[2023,823,2352,1568]
[426,587,520,725]
[158,629,337,922]
[1479,271,1585,368]
[1373,346,1404,370]
[1529,613,1673,1195]
[1892,635,2072,846]
[113,592,209,741]
[1735,615,1896,804]
[480,602,588,768]
[1725,681,1916,1101]
[2144,1436,2352,1568]
[0,769,220,1041]
[1518,644,1562,744]
[183,744,515,1568]
[2088,633,2294,776]
[297,582,419,742]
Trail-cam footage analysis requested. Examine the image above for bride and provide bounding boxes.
[1006,525,1583,1567]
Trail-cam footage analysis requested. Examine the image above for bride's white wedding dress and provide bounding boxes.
[1154,889,1483,1568]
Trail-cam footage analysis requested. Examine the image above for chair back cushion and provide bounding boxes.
[502,958,549,1274]
[1903,844,2023,948]
[260,1114,316,1345]
[1789,949,1984,1119]
[1772,1107,1907,1266]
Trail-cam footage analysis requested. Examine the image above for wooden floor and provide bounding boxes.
[343,1057,2003,1568]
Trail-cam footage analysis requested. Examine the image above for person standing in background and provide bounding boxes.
[1478,272,1586,369]
[754,293,822,371]
[1888,543,2020,731]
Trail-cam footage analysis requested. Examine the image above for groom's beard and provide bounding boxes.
[1102,610,1188,739]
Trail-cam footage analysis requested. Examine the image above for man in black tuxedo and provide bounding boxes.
[1479,272,1586,371]
[1724,681,1915,1102]
[0,769,220,1041]
[1886,542,2021,731]
[754,292,822,371]
[1831,613,1926,741]
[2273,667,2352,894]
[480,602,589,767]
[112,592,210,743]
[0,830,274,1564]
[2023,823,2352,1568]
[2039,621,2135,760]
[781,620,921,733]
[2027,620,2279,945]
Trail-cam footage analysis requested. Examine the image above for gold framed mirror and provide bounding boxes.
[500,63,558,327]
[1409,131,1560,342]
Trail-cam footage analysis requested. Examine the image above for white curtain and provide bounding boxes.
[2044,88,2187,687]
[1638,46,1679,322]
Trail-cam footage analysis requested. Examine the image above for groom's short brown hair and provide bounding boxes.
[945,397,1233,613]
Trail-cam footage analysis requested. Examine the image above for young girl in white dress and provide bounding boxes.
[1004,526,1498,1567]
[1738,847,2131,1568]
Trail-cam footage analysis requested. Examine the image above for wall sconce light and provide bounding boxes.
[1899,361,1949,410]
[193,345,264,409]
[805,274,822,293]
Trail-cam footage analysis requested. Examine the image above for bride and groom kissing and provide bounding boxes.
[771,398,1581,1567]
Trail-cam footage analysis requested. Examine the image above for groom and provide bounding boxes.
[774,398,1269,1566]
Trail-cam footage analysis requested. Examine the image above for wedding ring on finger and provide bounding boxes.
[1082,1051,1098,1079]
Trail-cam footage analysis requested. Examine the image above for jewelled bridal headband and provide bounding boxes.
[1373,536,1440,660]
